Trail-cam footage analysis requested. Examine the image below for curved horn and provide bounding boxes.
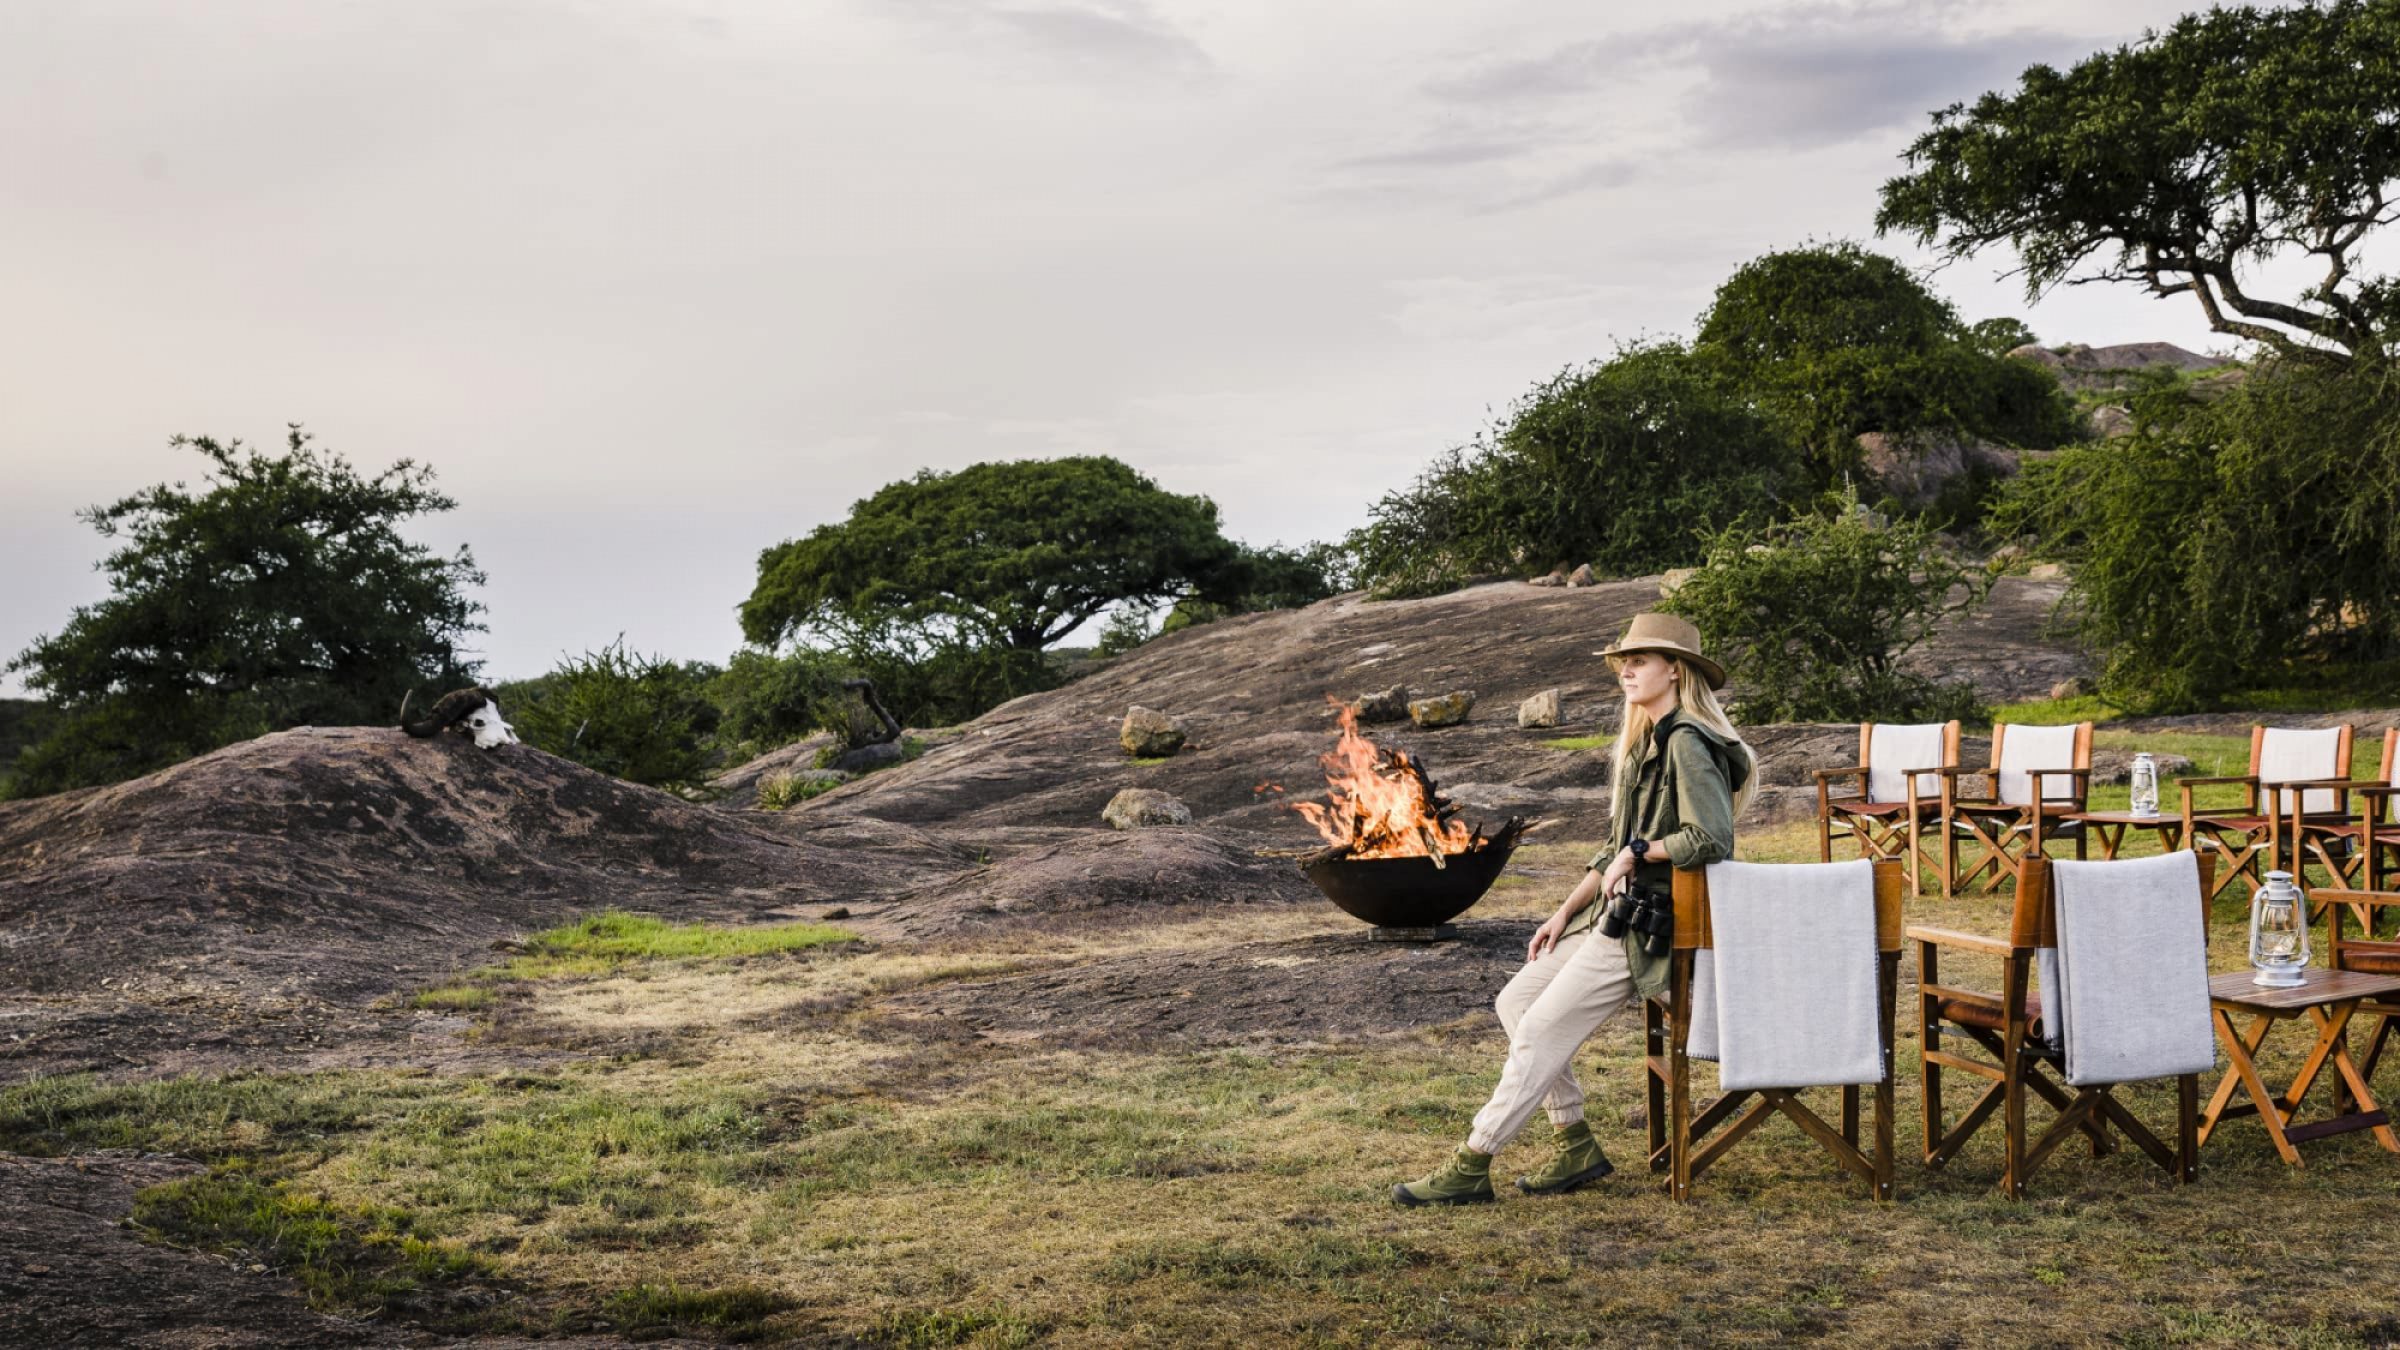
[403,687,494,738]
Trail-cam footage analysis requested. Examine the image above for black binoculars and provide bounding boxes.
[1596,880,1673,957]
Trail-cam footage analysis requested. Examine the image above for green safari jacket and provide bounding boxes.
[1562,711,1752,997]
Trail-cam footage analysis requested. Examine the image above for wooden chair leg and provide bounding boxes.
[2178,1072,2199,1184]
[1917,947,1943,1159]
[2002,1037,2028,1200]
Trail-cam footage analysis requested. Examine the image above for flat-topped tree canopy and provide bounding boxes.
[1876,0,2400,367]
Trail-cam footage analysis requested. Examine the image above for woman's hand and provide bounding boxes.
[1598,846,1637,900]
[1525,908,1571,963]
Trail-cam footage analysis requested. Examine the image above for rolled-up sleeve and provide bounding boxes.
[1656,735,1734,869]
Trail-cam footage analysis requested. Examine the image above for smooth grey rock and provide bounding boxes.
[1121,705,1187,757]
[1518,688,1563,729]
[1103,788,1193,830]
[1409,690,1476,728]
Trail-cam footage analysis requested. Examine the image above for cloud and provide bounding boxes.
[1429,2,2085,152]
[884,0,1216,83]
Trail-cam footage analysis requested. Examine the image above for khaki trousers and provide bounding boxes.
[1465,929,1638,1155]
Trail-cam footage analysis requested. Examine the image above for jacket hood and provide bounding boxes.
[1659,716,1755,793]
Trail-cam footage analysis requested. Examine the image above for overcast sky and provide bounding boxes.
[0,0,2298,692]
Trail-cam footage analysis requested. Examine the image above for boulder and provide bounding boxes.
[2088,404,2135,439]
[1659,568,1696,597]
[2025,562,2065,582]
[1567,564,1597,587]
[1517,688,1563,729]
[1102,788,1194,830]
[1529,571,1567,588]
[2092,749,2195,785]
[1857,429,2020,512]
[1353,685,1411,724]
[1409,690,1476,728]
[2048,676,2097,700]
[1121,705,1188,757]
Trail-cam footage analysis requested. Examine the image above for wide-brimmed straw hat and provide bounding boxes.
[1596,612,1726,691]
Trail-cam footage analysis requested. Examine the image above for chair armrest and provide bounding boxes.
[1813,765,1869,783]
[2028,768,2091,808]
[1905,924,2015,956]
[2273,777,2384,791]
[2182,774,2260,816]
[2311,889,2400,910]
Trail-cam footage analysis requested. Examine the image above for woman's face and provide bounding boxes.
[1614,651,1680,709]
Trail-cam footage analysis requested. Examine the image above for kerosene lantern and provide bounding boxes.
[2248,870,2310,988]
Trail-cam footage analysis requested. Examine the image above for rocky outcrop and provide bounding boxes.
[1857,429,2020,511]
[2008,341,2225,394]
[1352,684,1411,723]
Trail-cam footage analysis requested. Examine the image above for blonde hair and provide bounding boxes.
[1609,655,1758,818]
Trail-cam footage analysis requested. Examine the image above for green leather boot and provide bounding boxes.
[1515,1120,1614,1195]
[1391,1145,1496,1207]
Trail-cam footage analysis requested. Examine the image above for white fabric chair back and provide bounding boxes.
[2258,727,2344,815]
[1866,723,1947,804]
[1995,723,2081,807]
[1688,859,1884,1091]
[2047,852,2214,1086]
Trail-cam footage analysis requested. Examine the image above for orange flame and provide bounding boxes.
[1290,702,1476,859]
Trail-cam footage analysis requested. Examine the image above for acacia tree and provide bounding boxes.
[1876,1,2400,365]
[7,428,485,794]
[740,454,1246,662]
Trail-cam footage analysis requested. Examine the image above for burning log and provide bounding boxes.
[1290,702,1495,866]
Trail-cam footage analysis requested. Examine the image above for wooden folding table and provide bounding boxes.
[2200,968,2400,1165]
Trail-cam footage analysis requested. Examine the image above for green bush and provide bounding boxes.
[1692,242,2080,487]
[1664,492,1990,722]
[504,638,720,787]
[709,648,855,755]
[1993,356,2400,712]
[1349,342,1800,597]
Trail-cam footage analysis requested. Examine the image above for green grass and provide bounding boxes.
[1540,733,1615,752]
[493,911,856,981]
[410,983,494,1011]
[602,1281,796,1341]
[1985,693,2122,727]
[132,1164,496,1316]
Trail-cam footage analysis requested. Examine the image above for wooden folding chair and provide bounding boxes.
[1911,854,2212,1199]
[1937,722,2094,897]
[1643,859,1902,1202]
[2278,730,2400,927]
[2179,724,2353,902]
[2315,882,2400,1100]
[1817,721,1959,897]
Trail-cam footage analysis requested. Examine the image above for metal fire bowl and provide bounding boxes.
[1301,837,1519,930]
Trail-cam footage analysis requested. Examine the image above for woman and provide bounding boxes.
[1394,611,1756,1205]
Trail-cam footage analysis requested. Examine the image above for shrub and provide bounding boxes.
[709,648,855,755]
[505,638,720,787]
[1993,356,2400,711]
[1664,491,1990,722]
[1349,342,1800,597]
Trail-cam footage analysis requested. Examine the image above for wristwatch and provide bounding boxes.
[1628,838,1649,862]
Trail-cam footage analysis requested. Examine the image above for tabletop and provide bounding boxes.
[2208,967,2400,1011]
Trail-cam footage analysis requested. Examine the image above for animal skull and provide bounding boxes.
[463,700,519,749]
